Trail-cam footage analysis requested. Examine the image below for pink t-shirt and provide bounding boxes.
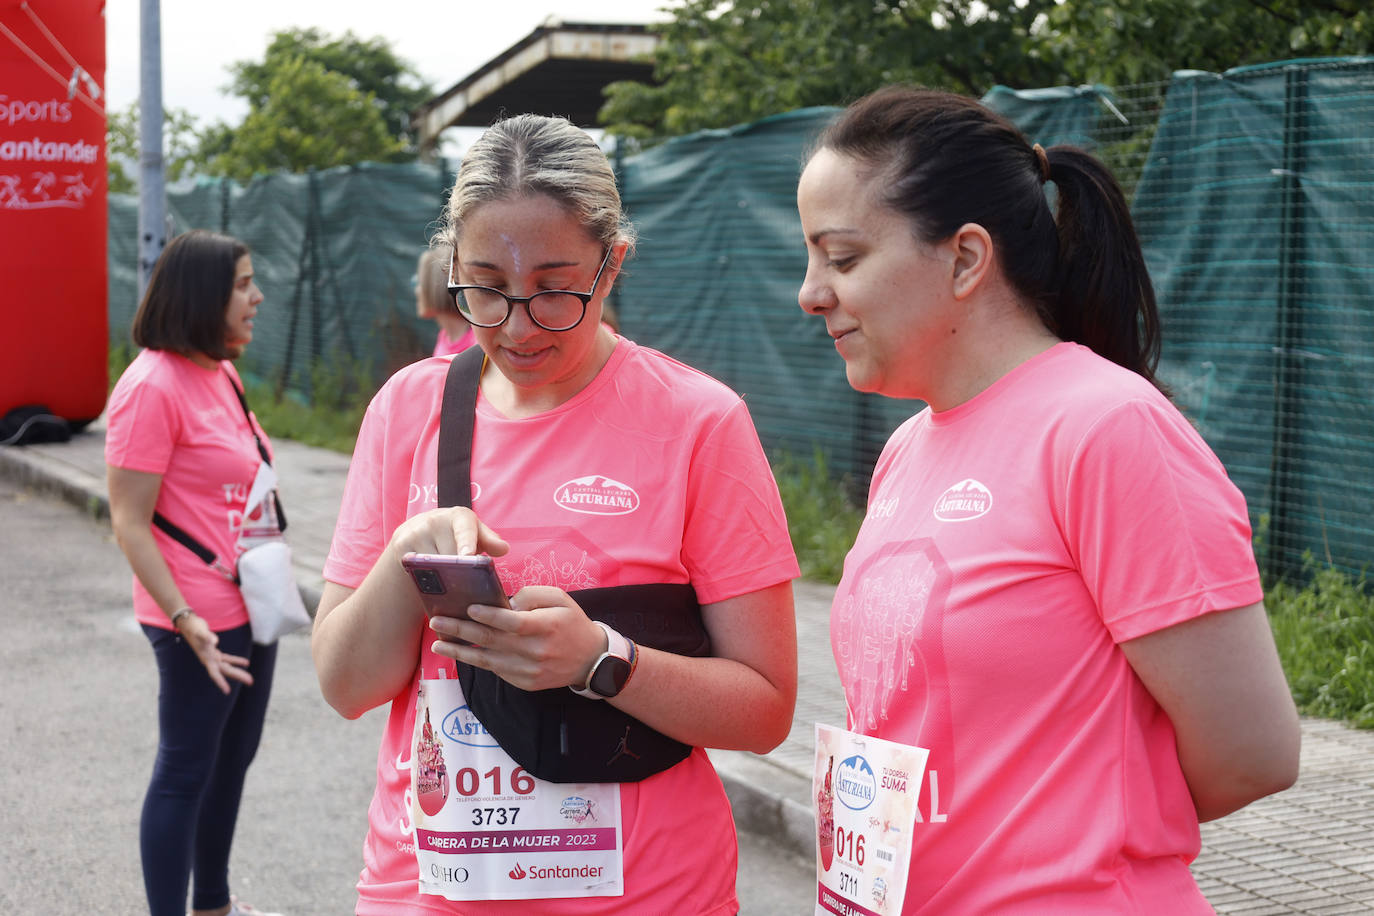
[325,338,799,914]
[833,343,1260,913]
[433,326,476,357]
[105,350,273,632]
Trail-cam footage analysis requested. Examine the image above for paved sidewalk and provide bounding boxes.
[4,420,1373,913]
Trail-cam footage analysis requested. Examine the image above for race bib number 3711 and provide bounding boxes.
[814,724,928,916]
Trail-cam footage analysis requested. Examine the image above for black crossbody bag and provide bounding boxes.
[439,346,710,783]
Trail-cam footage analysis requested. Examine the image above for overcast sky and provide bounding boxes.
[102,0,671,152]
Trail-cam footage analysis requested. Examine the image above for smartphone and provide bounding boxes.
[400,552,511,622]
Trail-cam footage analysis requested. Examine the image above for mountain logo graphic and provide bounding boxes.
[508,862,527,880]
[554,475,640,516]
[932,478,992,522]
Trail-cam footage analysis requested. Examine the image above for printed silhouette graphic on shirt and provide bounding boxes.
[834,538,955,824]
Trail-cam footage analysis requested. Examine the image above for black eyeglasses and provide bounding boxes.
[446,248,613,332]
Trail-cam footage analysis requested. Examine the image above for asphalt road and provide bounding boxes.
[0,476,813,914]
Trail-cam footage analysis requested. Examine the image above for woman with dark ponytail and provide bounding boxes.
[797,85,1299,912]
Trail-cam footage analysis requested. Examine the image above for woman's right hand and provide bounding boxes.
[313,506,509,720]
[387,506,510,560]
[176,612,253,694]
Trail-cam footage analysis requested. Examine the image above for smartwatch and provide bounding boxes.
[571,621,638,699]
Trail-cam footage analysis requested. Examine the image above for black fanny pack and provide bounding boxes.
[439,347,711,783]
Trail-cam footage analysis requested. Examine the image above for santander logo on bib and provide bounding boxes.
[554,475,640,516]
[933,478,992,522]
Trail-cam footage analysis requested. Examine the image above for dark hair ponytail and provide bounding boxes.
[1042,147,1165,391]
[814,85,1166,392]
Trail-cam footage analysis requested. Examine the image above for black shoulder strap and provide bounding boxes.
[152,512,217,564]
[223,369,272,466]
[438,347,486,509]
[222,368,287,533]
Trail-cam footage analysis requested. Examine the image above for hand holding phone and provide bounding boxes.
[401,553,510,627]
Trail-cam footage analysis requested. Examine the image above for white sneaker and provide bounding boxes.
[228,897,284,916]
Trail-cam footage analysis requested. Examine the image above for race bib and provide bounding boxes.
[411,671,624,900]
[814,724,928,916]
[238,461,282,546]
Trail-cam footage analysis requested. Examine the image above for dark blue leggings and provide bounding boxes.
[140,623,277,915]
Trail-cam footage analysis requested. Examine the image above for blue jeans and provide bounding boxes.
[140,623,277,915]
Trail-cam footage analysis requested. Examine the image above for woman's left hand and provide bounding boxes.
[427,586,606,691]
[178,613,255,694]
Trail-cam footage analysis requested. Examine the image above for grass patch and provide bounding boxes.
[1268,559,1374,728]
[242,380,366,454]
[772,449,864,584]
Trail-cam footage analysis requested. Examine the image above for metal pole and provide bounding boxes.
[136,0,165,297]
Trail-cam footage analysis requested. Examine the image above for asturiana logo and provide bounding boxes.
[554,475,639,516]
[836,755,878,811]
[442,705,500,748]
[933,478,992,522]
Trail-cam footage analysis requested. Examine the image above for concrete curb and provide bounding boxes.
[0,441,109,521]
[710,749,816,866]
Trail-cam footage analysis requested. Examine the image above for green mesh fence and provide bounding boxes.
[109,160,458,404]
[108,57,1374,579]
[1130,58,1374,580]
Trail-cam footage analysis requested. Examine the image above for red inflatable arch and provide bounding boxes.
[0,0,107,424]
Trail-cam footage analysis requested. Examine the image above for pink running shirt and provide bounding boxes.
[325,339,799,915]
[433,326,476,357]
[833,343,1260,913]
[105,350,272,632]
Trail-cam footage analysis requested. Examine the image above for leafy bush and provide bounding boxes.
[772,449,864,585]
[1268,559,1374,729]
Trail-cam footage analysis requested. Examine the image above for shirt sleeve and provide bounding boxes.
[323,393,394,589]
[104,369,178,475]
[679,398,800,605]
[1064,397,1263,643]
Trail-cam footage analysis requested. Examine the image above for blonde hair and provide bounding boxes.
[416,243,456,315]
[438,114,636,254]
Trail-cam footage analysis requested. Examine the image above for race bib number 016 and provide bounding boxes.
[814,724,928,916]
[413,677,624,900]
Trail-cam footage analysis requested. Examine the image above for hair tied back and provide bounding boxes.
[1032,143,1051,183]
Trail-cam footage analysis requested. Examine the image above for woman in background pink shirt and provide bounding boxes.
[796,86,1301,912]
[107,230,284,916]
[415,242,476,357]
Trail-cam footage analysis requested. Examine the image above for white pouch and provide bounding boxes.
[237,539,311,644]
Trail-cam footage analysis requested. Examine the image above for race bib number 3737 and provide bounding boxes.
[413,676,624,900]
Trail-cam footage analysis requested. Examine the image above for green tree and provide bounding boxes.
[600,0,1371,140]
[1049,0,1371,86]
[226,28,432,153]
[105,103,204,193]
[601,0,1070,140]
[201,56,406,182]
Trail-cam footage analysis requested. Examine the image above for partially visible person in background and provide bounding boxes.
[414,242,475,357]
[106,229,286,916]
[600,297,621,333]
